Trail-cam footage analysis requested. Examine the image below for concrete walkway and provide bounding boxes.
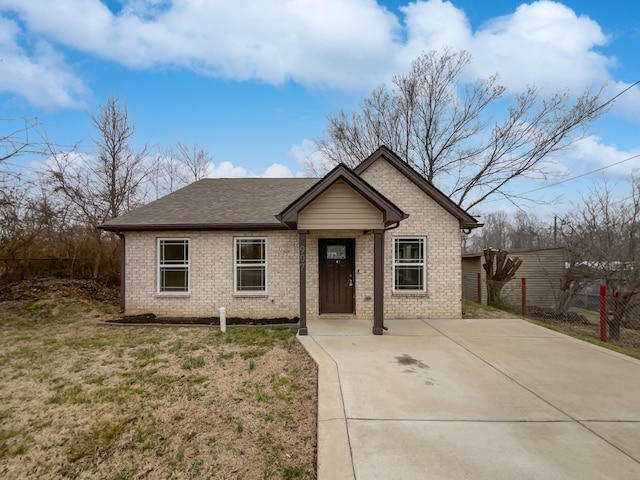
[298,318,640,480]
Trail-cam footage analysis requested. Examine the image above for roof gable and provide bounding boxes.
[277,164,407,229]
[354,146,481,229]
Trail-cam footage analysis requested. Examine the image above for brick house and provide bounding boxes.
[99,146,481,335]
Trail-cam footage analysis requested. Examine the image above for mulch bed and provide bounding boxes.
[105,313,300,326]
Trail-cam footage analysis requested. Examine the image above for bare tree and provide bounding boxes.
[0,173,31,257]
[315,49,612,210]
[561,178,640,340]
[466,210,554,252]
[173,141,213,182]
[148,151,183,199]
[49,95,149,225]
[48,95,149,279]
[1,118,43,236]
[1,116,41,164]
[0,169,82,282]
[468,211,511,251]
[508,211,554,249]
[149,142,213,198]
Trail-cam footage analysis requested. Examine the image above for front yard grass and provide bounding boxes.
[0,289,317,479]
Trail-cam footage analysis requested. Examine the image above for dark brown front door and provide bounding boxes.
[319,239,355,314]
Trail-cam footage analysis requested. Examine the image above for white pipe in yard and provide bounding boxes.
[219,307,227,332]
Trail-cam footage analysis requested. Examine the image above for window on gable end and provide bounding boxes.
[393,237,426,292]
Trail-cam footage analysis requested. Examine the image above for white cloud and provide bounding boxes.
[205,160,300,178]
[607,80,640,123]
[262,163,293,178]
[398,1,614,92]
[470,2,612,92]
[0,0,400,90]
[0,0,635,114]
[207,161,249,178]
[399,0,469,61]
[288,139,331,176]
[0,16,88,108]
[568,135,640,176]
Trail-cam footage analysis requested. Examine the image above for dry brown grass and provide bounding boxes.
[461,299,519,319]
[0,291,317,479]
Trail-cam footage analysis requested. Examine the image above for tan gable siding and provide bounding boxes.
[360,157,463,319]
[298,180,383,230]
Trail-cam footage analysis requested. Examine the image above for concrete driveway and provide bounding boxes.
[299,318,640,480]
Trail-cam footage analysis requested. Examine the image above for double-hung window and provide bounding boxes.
[393,237,426,292]
[158,239,189,293]
[235,238,267,293]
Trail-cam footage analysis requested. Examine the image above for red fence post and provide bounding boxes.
[521,277,527,317]
[477,273,482,303]
[599,285,608,342]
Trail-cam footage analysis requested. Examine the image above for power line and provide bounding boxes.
[484,152,640,203]
[482,80,640,205]
[518,153,640,195]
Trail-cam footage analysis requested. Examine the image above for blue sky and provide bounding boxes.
[1,0,640,219]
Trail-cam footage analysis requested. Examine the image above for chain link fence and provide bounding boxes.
[492,277,640,350]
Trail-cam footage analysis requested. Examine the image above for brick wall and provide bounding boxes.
[124,230,299,318]
[360,158,463,318]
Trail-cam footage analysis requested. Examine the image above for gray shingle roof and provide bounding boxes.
[99,178,319,231]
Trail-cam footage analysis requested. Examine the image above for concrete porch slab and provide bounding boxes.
[307,318,373,336]
[380,319,442,336]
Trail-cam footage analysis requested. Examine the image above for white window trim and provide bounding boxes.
[234,237,268,294]
[157,238,190,294]
[393,236,426,293]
